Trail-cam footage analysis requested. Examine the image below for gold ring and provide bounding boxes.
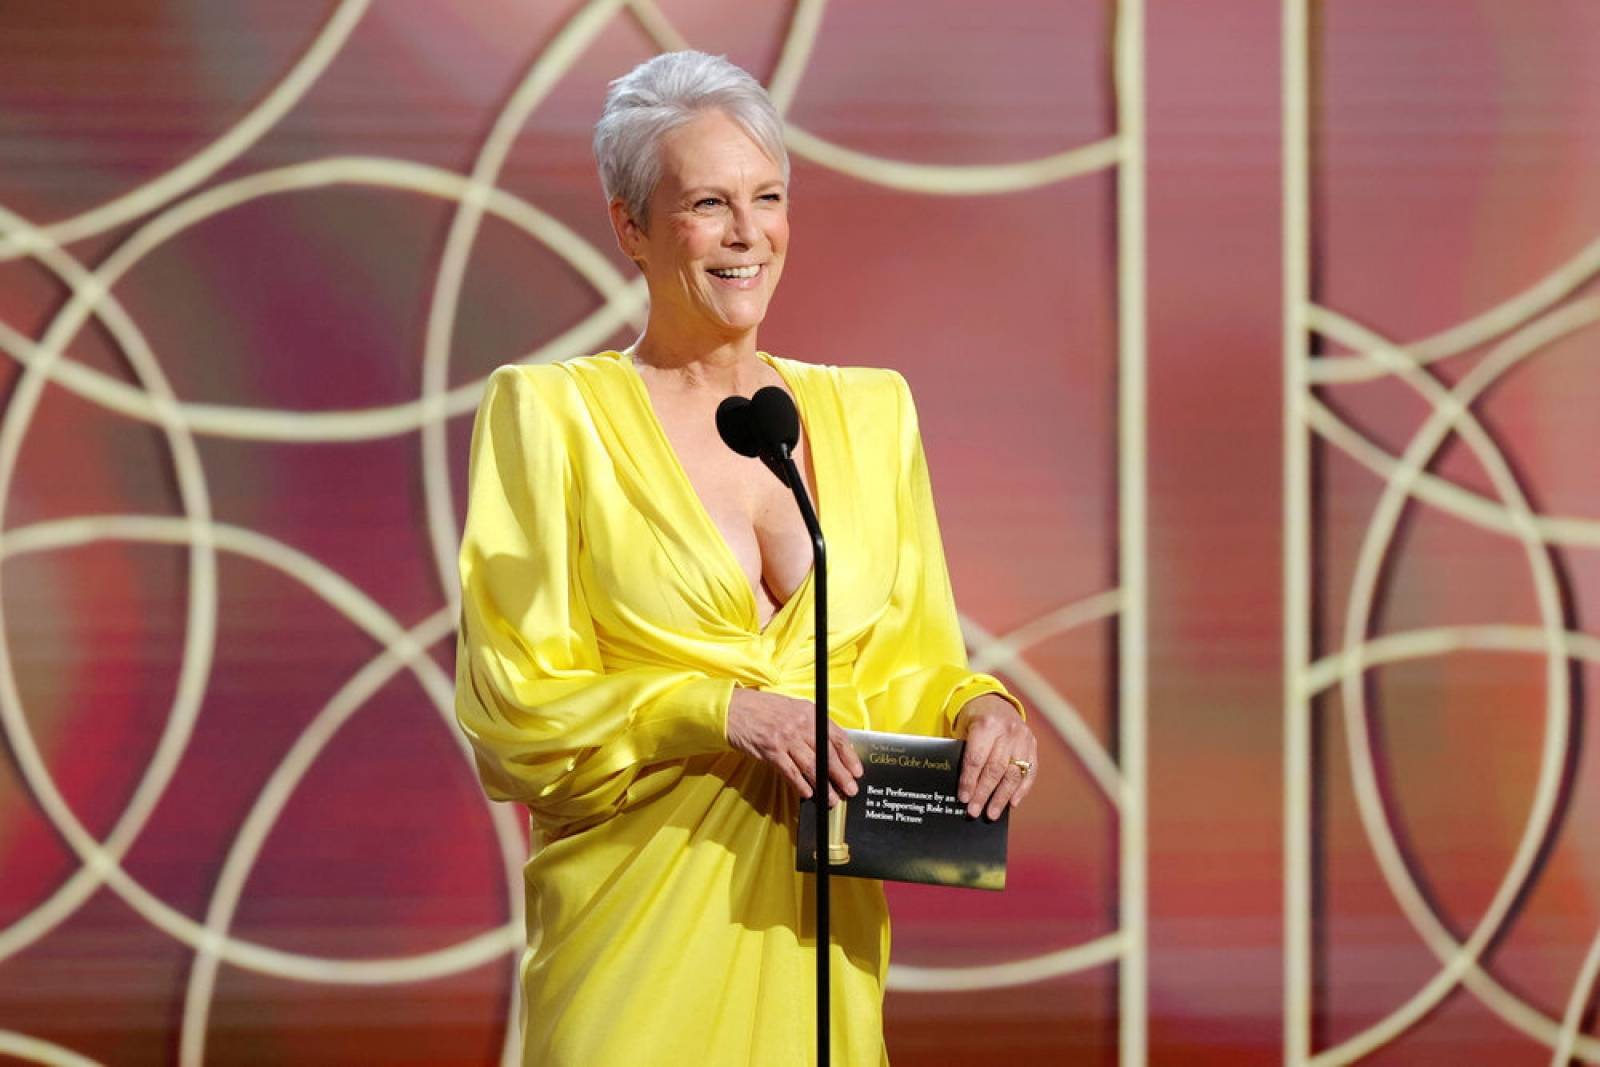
[1010,758,1033,778]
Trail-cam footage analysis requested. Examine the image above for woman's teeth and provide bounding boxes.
[708,265,760,279]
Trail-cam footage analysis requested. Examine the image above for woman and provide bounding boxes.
[454,50,1038,1066]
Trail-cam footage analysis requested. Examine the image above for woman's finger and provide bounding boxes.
[828,723,865,777]
[798,745,844,798]
[958,726,998,807]
[966,746,1010,817]
[828,738,860,798]
[774,752,811,799]
[984,755,1026,819]
[783,748,840,808]
[1013,734,1040,806]
[791,745,820,794]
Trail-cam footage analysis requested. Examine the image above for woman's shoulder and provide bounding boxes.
[488,352,622,386]
[483,359,568,390]
[762,352,914,416]
[482,354,621,409]
[476,361,604,452]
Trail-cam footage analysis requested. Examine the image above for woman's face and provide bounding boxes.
[614,109,789,344]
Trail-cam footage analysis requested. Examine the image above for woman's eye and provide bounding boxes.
[695,198,722,209]
[761,193,784,203]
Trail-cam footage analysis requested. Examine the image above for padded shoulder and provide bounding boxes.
[823,363,913,434]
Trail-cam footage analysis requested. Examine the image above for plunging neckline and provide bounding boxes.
[618,348,821,637]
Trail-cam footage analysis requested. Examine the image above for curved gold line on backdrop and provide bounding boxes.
[1555,931,1600,1067]
[0,1030,98,1067]
[1305,235,1600,385]
[0,0,371,260]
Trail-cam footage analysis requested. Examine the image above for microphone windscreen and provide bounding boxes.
[748,386,800,453]
[715,395,762,457]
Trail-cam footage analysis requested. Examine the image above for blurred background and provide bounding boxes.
[0,1,1596,1064]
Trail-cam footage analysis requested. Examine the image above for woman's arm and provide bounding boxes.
[454,366,733,826]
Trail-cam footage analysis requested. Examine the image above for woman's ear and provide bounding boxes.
[608,198,646,269]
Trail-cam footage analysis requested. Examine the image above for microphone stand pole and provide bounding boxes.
[776,442,829,1067]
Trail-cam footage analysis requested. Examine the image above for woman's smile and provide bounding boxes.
[706,263,764,285]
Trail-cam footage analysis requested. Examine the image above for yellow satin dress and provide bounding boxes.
[453,349,1021,1066]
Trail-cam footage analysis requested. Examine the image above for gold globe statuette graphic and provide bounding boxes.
[827,798,851,866]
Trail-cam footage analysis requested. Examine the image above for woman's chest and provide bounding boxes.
[573,424,896,643]
[650,391,817,610]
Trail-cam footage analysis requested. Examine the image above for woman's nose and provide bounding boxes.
[725,202,759,246]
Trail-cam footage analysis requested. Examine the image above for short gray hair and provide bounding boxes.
[593,50,790,229]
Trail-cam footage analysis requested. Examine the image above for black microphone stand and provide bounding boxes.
[716,389,832,1066]
[772,440,830,1067]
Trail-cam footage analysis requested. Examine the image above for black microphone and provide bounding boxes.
[747,385,800,454]
[714,394,759,456]
[716,386,799,487]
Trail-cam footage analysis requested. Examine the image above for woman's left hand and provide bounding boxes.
[953,694,1038,819]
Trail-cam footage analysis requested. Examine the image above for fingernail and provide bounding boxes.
[966,803,979,818]
[846,781,858,796]
[958,790,969,803]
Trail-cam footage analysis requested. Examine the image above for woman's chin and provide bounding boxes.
[701,303,771,337]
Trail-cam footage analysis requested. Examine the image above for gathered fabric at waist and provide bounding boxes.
[600,639,871,730]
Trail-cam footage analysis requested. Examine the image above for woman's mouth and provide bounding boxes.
[706,264,764,289]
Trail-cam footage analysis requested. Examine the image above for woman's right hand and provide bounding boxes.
[726,687,864,807]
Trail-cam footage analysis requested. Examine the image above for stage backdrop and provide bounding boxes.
[0,2,1596,1065]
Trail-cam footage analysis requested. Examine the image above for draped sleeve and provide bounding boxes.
[852,371,1025,737]
[453,365,734,821]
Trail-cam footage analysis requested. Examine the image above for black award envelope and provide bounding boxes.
[796,728,1009,891]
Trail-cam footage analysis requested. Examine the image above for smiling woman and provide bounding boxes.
[453,50,1038,1067]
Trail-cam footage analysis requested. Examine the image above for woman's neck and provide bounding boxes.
[628,327,762,394]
